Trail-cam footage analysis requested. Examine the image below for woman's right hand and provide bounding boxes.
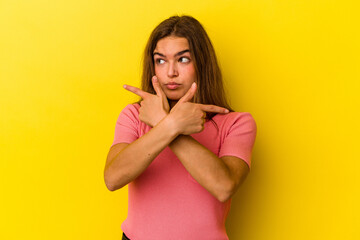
[123,76,170,128]
[167,82,229,136]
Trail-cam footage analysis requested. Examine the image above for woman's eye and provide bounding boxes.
[179,57,190,63]
[156,59,165,64]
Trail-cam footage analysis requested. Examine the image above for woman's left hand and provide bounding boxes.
[123,76,169,127]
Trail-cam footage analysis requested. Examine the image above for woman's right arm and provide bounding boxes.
[103,116,179,191]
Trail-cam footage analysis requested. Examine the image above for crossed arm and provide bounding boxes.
[169,134,249,202]
[104,76,249,202]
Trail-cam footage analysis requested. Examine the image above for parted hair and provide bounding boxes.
[135,14,234,122]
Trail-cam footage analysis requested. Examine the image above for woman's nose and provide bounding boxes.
[167,61,178,77]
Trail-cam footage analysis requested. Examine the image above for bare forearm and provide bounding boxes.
[169,135,233,202]
[105,117,178,191]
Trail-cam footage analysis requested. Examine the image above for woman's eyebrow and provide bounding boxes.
[153,49,190,58]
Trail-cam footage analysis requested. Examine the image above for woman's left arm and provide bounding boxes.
[169,135,249,203]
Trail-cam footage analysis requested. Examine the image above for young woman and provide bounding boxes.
[104,15,257,240]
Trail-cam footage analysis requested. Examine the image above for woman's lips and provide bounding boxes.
[165,83,181,90]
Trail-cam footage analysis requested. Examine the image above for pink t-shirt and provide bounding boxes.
[111,103,257,240]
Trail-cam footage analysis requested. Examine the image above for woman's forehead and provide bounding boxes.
[153,36,190,57]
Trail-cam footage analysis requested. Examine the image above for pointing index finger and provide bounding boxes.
[198,104,229,114]
[123,84,150,99]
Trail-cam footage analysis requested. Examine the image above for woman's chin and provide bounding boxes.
[166,93,184,101]
[167,97,181,101]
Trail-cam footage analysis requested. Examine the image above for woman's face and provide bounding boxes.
[153,36,197,106]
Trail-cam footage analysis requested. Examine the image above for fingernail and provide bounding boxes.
[123,84,127,89]
[192,82,196,88]
[224,109,229,113]
[153,76,158,82]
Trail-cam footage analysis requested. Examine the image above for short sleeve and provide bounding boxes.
[111,104,140,147]
[218,112,257,170]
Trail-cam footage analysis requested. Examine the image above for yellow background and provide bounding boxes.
[1,0,359,239]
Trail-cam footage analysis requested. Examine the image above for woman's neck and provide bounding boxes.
[169,100,177,109]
